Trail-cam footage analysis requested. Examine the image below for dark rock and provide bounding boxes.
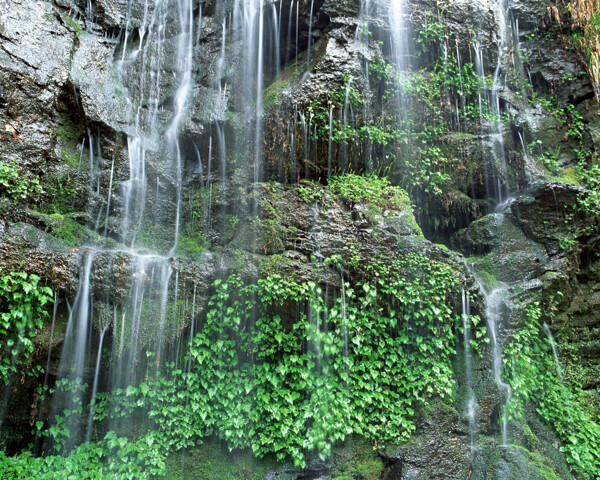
[510,182,589,255]
[0,221,79,295]
[383,400,471,480]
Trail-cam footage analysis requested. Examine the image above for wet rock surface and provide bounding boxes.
[1,0,600,477]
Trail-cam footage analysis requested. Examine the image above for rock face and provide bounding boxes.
[1,0,600,478]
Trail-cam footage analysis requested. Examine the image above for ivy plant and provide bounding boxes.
[0,270,53,384]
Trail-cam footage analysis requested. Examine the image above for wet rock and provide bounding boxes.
[383,400,471,480]
[0,221,79,295]
[70,33,131,132]
[451,212,550,284]
[0,0,74,171]
[0,0,72,86]
[527,41,593,106]
[408,0,499,65]
[510,182,589,255]
[89,0,129,30]
[1,0,598,475]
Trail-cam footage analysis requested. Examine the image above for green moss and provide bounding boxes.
[164,437,384,480]
[55,113,81,145]
[176,233,206,258]
[58,146,86,170]
[42,170,85,215]
[509,445,564,480]
[263,77,291,110]
[474,442,561,480]
[250,217,297,254]
[550,167,581,186]
[138,223,175,253]
[30,212,97,247]
[471,267,498,291]
[163,442,279,480]
[258,253,293,277]
[522,423,543,452]
[332,437,384,480]
[242,182,299,254]
[329,173,414,220]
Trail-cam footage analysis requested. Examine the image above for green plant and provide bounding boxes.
[60,13,82,36]
[87,253,479,467]
[504,302,600,479]
[0,270,53,384]
[0,430,167,480]
[42,172,80,215]
[176,232,206,258]
[9,249,485,477]
[228,214,240,230]
[557,147,600,251]
[0,161,43,202]
[297,180,324,203]
[565,104,585,139]
[529,140,561,175]
[369,57,393,82]
[328,173,413,215]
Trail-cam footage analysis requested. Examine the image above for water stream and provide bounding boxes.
[543,322,564,383]
[22,0,563,471]
[461,286,477,450]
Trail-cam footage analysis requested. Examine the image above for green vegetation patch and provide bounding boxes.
[504,301,600,479]
[0,161,43,202]
[0,270,53,384]
[85,254,482,468]
[9,253,485,479]
[164,442,278,480]
[331,437,384,480]
[31,212,98,247]
[329,173,413,213]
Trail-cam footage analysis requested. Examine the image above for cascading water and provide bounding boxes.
[470,0,516,205]
[42,0,288,450]
[46,0,200,444]
[51,252,94,450]
[543,322,564,383]
[165,0,195,255]
[484,287,512,446]
[461,285,477,450]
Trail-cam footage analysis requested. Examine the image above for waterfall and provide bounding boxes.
[47,0,205,441]
[461,286,477,450]
[543,323,564,383]
[86,324,108,443]
[51,252,94,451]
[484,287,512,446]
[166,0,195,255]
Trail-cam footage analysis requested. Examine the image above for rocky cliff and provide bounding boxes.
[0,0,599,478]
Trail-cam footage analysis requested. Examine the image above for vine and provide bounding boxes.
[503,302,600,478]
[10,255,484,477]
[0,270,53,384]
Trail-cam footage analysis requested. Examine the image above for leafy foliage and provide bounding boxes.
[87,254,476,468]
[8,254,481,478]
[328,172,413,213]
[504,302,600,479]
[554,107,600,251]
[0,270,53,384]
[0,431,167,480]
[0,161,43,202]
